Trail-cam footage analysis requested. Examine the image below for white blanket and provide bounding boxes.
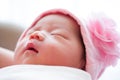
[0,65,91,80]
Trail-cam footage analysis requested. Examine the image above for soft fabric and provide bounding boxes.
[21,9,120,80]
[0,65,91,80]
[81,13,120,80]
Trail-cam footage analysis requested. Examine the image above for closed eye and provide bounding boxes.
[51,33,62,37]
[51,33,66,39]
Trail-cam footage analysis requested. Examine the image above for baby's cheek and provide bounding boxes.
[14,39,26,56]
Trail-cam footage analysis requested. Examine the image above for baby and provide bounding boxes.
[0,9,120,80]
[14,11,85,69]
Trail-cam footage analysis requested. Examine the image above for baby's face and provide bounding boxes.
[14,14,84,68]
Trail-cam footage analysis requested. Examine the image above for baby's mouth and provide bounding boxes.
[25,42,39,53]
[27,47,38,53]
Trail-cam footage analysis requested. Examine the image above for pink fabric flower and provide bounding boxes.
[84,14,120,80]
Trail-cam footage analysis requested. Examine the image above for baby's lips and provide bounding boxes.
[25,42,38,53]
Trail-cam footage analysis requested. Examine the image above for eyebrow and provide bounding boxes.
[50,24,63,29]
[39,23,65,32]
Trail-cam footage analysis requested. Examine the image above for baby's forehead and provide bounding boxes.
[30,12,80,28]
[28,13,80,31]
[38,14,78,24]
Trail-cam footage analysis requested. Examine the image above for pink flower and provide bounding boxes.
[84,14,120,80]
[89,14,120,65]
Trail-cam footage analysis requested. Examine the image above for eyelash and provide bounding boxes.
[51,33,64,38]
[51,33,68,40]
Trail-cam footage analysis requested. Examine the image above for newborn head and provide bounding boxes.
[14,9,119,80]
[14,10,85,69]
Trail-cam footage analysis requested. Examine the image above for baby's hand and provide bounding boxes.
[0,47,14,68]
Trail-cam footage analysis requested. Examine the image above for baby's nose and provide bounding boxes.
[29,31,45,41]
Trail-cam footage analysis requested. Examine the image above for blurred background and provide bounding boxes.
[0,0,120,80]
